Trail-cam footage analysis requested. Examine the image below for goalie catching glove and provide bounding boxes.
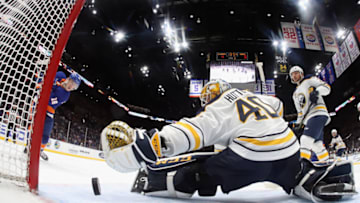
[101,121,167,172]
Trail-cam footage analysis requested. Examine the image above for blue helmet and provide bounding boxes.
[69,72,81,88]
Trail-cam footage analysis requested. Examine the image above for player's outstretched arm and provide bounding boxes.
[101,121,160,172]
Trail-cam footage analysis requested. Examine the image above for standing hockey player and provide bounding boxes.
[38,71,81,160]
[329,129,346,158]
[4,100,20,143]
[290,66,331,162]
[101,79,356,201]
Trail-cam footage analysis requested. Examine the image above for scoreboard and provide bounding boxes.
[216,52,248,61]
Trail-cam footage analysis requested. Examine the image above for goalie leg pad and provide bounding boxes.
[135,152,219,198]
[294,159,357,201]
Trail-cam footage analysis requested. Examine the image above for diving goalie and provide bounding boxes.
[101,79,356,201]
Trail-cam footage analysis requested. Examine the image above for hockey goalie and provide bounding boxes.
[101,79,356,201]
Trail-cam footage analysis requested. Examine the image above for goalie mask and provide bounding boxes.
[200,79,231,107]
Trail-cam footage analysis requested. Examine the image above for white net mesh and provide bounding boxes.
[0,0,77,189]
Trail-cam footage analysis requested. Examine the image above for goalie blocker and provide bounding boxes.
[101,121,356,201]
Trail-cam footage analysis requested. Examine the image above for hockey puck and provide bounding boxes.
[92,177,101,195]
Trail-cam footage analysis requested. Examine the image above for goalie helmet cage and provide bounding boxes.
[0,0,85,192]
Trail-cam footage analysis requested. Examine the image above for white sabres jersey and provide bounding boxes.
[292,76,331,125]
[158,88,299,161]
[330,135,346,150]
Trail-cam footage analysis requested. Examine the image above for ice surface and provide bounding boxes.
[1,152,360,202]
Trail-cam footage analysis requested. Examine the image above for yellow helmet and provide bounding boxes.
[200,79,231,107]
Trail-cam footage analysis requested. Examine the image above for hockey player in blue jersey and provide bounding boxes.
[40,71,81,160]
[101,79,356,201]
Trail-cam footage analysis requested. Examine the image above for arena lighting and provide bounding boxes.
[336,28,346,39]
[114,31,125,42]
[174,42,180,52]
[298,0,309,10]
[273,40,279,47]
[184,70,191,79]
[182,41,189,48]
[92,10,97,15]
[281,41,287,52]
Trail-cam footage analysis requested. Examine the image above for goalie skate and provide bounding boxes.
[315,182,357,200]
[131,168,148,194]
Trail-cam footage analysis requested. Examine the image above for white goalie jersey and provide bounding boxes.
[159,88,299,161]
[292,76,331,125]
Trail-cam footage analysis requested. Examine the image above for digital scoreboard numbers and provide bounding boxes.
[216,52,248,61]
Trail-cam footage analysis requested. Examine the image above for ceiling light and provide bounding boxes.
[114,31,125,42]
[164,25,173,37]
[273,71,277,74]
[259,52,263,55]
[189,14,194,19]
[174,43,180,52]
[153,9,157,14]
[358,0,360,4]
[196,18,201,24]
[272,40,279,47]
[128,53,132,57]
[181,41,189,48]
[141,66,148,71]
[298,0,308,10]
[274,75,278,78]
[229,10,234,15]
[280,14,285,18]
[267,13,271,17]
[155,4,160,9]
[92,10,97,15]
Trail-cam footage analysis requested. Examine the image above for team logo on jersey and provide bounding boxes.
[51,97,58,105]
[298,93,306,108]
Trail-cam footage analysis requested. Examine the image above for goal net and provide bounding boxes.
[0,0,85,192]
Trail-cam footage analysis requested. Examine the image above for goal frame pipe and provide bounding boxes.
[28,0,86,192]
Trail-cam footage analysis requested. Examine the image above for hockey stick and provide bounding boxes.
[292,102,315,137]
[344,133,352,141]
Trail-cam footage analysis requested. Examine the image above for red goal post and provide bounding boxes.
[0,0,85,192]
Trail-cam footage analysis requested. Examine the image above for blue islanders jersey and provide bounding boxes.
[47,71,70,117]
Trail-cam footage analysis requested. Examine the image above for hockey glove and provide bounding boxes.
[309,87,319,105]
[101,121,160,172]
[290,123,304,138]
